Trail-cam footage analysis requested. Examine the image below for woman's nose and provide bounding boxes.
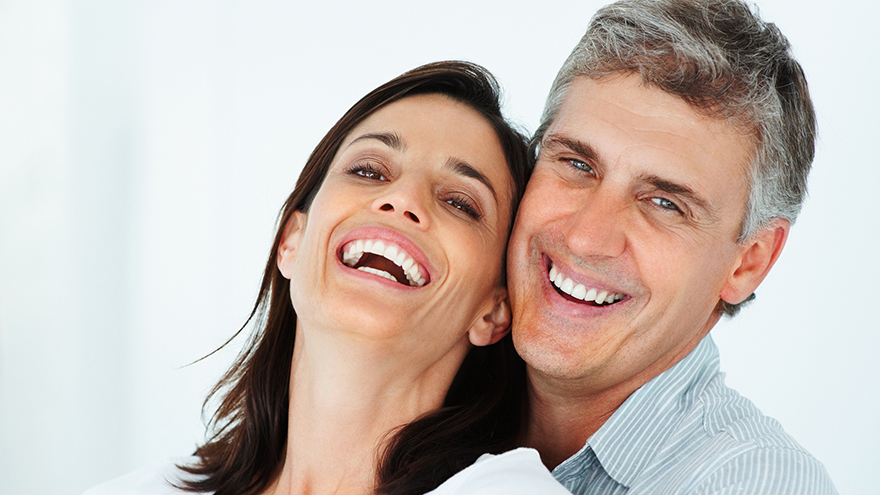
[377,202,420,223]
[370,182,430,229]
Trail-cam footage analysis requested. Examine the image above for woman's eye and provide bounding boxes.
[651,197,681,213]
[567,158,595,176]
[445,196,482,220]
[350,165,386,181]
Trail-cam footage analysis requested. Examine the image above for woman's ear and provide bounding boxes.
[720,218,789,306]
[468,288,511,347]
[276,210,307,280]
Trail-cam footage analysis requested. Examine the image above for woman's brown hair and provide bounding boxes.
[180,61,531,495]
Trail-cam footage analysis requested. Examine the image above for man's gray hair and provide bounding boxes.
[533,0,816,316]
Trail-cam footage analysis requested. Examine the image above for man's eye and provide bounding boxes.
[651,197,681,212]
[567,159,595,176]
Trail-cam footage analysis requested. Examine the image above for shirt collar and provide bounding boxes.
[558,335,721,488]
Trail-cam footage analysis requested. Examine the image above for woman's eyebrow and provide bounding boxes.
[447,158,497,202]
[347,132,406,152]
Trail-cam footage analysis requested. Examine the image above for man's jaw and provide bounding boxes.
[546,258,627,307]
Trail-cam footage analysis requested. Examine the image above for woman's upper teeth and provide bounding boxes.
[548,263,623,305]
[342,239,426,287]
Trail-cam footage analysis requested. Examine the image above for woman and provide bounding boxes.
[85,61,569,495]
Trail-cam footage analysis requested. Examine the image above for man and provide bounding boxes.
[507,0,837,493]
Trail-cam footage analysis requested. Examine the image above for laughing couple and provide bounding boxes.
[86,1,837,494]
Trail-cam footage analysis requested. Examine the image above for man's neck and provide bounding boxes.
[523,372,631,470]
[522,328,714,470]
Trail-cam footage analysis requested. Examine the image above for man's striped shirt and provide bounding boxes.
[551,335,836,494]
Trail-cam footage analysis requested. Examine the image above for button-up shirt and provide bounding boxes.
[552,335,837,494]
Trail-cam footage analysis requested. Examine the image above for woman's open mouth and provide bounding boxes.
[340,239,428,287]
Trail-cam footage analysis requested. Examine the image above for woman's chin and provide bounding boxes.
[294,268,431,327]
[297,298,416,340]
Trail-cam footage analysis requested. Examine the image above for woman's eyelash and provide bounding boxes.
[445,194,482,220]
[346,163,387,181]
[345,163,482,220]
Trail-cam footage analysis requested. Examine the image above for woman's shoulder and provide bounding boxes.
[82,457,209,495]
[427,448,571,495]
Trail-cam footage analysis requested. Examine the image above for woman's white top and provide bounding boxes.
[82,458,201,495]
[424,448,571,495]
[83,448,570,494]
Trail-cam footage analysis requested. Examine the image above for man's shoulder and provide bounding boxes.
[637,335,816,455]
[636,368,836,494]
[558,338,836,494]
[697,372,800,445]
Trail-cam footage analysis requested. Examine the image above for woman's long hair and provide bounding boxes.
[179,61,532,495]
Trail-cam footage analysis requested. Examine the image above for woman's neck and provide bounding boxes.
[265,322,470,495]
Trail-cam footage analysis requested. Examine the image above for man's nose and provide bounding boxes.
[370,180,431,230]
[563,189,627,258]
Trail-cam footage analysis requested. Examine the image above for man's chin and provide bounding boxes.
[513,323,599,382]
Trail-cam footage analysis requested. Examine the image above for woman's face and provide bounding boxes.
[278,94,515,361]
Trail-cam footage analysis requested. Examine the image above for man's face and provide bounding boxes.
[508,74,755,394]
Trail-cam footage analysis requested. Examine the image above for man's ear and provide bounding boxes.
[468,288,511,347]
[720,218,789,305]
[276,210,307,280]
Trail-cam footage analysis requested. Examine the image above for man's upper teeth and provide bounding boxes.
[342,239,426,287]
[549,264,623,304]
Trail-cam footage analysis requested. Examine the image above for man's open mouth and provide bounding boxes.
[341,239,428,287]
[548,261,625,306]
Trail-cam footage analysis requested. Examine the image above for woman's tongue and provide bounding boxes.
[354,253,408,285]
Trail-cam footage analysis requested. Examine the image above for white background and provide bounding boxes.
[0,1,876,494]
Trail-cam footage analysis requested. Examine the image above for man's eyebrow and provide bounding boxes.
[640,174,715,217]
[347,132,405,151]
[447,159,498,202]
[542,134,600,162]
[545,133,715,217]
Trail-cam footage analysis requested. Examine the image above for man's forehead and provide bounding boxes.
[555,75,747,136]
[555,76,752,166]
